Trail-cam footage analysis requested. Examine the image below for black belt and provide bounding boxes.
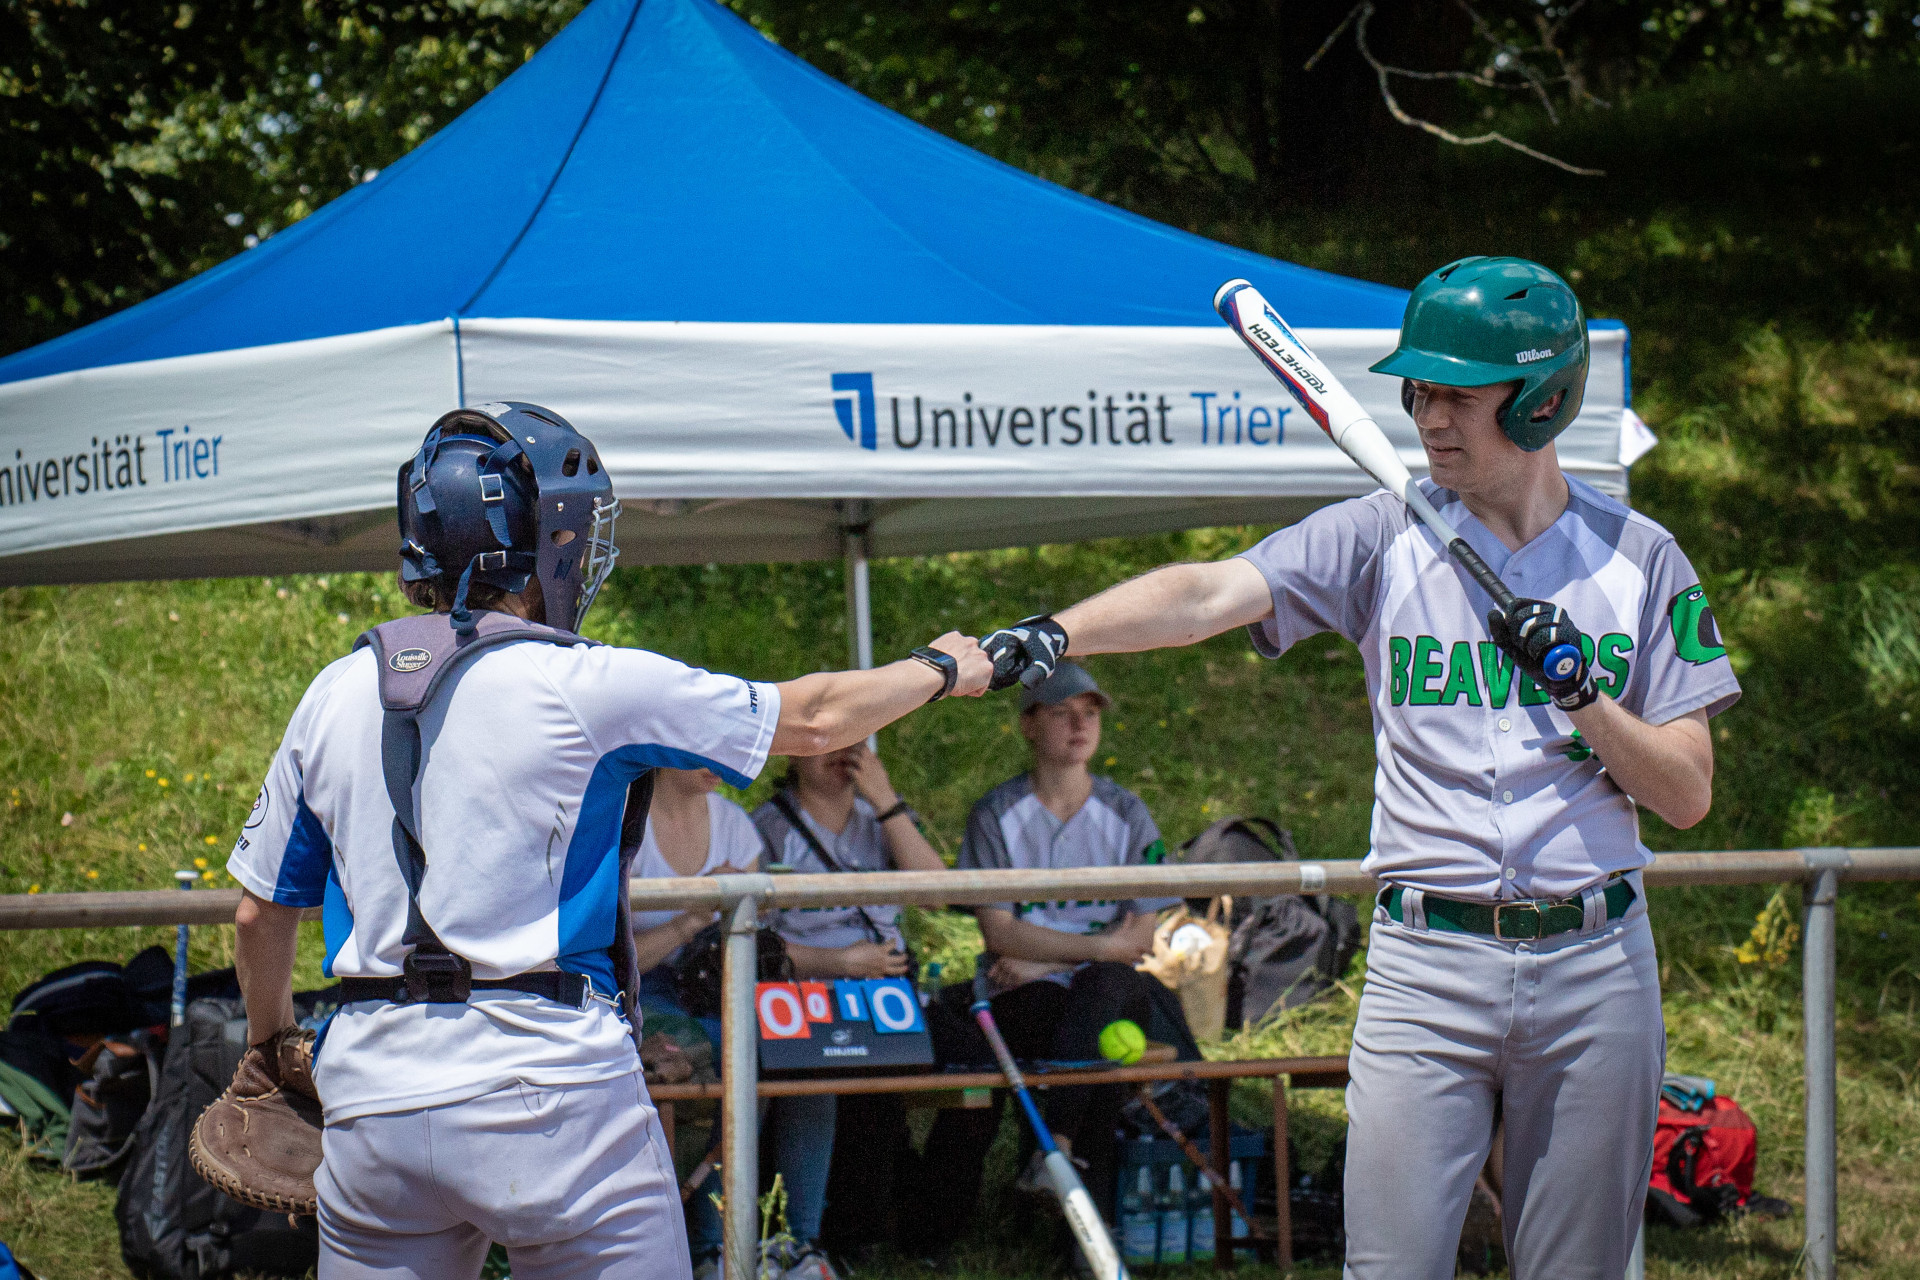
[337,970,593,1008]
[1382,879,1635,941]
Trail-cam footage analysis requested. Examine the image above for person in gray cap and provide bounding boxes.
[901,662,1201,1253]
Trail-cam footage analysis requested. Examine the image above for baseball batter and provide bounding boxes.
[982,258,1740,1279]
[226,403,990,1279]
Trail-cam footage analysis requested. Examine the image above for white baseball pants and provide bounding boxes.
[1342,896,1664,1280]
[315,1071,688,1280]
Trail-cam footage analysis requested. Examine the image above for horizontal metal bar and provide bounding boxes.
[3,848,1919,930]
[647,1054,1352,1101]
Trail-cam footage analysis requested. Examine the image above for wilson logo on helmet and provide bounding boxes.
[388,647,433,673]
[1515,347,1555,364]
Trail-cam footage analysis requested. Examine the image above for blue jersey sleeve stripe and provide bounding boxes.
[271,794,333,908]
[557,743,734,996]
[320,861,353,979]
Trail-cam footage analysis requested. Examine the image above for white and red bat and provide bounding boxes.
[1212,278,1581,681]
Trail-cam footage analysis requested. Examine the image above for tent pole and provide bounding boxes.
[842,505,873,671]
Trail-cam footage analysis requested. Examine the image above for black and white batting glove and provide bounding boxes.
[981,614,1069,691]
[1487,599,1597,712]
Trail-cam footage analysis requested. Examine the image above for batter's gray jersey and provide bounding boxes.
[959,774,1175,936]
[1238,476,1740,901]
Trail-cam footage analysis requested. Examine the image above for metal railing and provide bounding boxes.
[5,847,1918,1279]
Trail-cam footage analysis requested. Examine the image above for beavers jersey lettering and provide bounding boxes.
[1237,476,1739,901]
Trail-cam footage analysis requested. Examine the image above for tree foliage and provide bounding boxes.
[2,0,584,355]
[3,0,1919,844]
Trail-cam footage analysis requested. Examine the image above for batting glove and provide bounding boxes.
[981,614,1069,691]
[1487,599,1597,712]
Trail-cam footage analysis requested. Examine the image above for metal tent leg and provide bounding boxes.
[842,508,873,672]
[1802,847,1849,1280]
[722,894,763,1280]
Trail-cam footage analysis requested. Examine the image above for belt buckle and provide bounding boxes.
[1493,902,1542,941]
[403,951,473,1003]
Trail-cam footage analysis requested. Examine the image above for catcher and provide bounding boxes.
[206,402,989,1278]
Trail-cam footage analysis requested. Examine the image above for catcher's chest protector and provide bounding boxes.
[353,612,653,1046]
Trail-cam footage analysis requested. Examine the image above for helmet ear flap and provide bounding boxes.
[1500,360,1588,451]
[1399,379,1416,418]
[1494,383,1521,429]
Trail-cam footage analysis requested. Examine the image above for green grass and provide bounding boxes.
[5,549,1920,1276]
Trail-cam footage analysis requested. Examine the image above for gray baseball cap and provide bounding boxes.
[1019,661,1114,712]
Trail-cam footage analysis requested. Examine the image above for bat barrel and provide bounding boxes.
[1212,278,1254,320]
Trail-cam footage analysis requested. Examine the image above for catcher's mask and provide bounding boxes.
[397,401,620,635]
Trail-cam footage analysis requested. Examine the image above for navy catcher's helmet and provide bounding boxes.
[397,401,620,634]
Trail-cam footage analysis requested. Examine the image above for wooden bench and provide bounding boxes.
[651,1054,1350,1270]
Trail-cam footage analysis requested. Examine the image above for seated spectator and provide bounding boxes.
[752,742,945,1275]
[628,766,763,1280]
[632,766,763,997]
[905,662,1201,1253]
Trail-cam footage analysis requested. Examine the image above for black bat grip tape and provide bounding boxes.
[1447,538,1519,612]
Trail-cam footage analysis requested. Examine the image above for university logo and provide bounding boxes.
[831,372,877,451]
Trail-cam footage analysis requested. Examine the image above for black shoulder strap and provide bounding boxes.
[609,771,656,1050]
[356,612,602,962]
[768,790,887,946]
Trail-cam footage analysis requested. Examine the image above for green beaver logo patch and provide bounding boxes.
[1668,585,1727,665]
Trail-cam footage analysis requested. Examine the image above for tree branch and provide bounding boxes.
[1337,1,1605,176]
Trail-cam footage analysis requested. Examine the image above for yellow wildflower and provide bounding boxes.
[204,835,219,845]
[193,857,208,869]
[145,770,156,778]
[158,778,170,788]
[86,869,99,880]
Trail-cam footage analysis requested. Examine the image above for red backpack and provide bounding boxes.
[1647,1095,1757,1226]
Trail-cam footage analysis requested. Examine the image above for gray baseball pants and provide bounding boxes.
[315,1071,687,1280]
[1342,890,1664,1280]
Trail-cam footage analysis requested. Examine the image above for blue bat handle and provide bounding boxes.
[1543,642,1583,684]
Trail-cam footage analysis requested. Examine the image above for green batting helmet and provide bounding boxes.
[1369,256,1589,452]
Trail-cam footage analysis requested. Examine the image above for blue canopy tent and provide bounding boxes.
[0,0,1634,609]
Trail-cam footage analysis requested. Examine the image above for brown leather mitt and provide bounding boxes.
[189,1026,323,1215]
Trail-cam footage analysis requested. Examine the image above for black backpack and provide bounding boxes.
[63,1029,164,1181]
[1177,817,1361,1027]
[114,991,335,1279]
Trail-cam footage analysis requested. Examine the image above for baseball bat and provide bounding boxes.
[1211,279,1582,684]
[972,970,1129,1280]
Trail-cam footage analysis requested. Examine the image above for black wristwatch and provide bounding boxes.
[875,799,916,824]
[909,645,959,702]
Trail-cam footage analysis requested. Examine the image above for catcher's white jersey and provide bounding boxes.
[1238,476,1739,901]
[228,633,778,1121]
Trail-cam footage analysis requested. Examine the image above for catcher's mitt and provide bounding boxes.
[189,1026,323,1215]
